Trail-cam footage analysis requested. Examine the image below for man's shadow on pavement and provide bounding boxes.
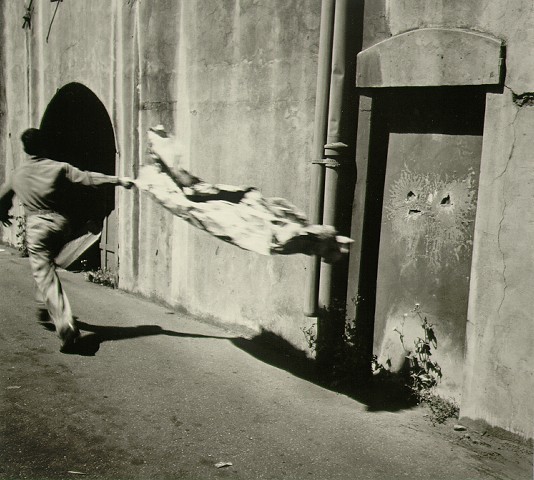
[40,320,229,357]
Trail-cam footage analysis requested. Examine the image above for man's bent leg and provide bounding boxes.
[26,214,77,345]
[33,282,49,322]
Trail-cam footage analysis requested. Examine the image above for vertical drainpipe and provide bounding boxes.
[305,0,352,316]
[319,0,350,311]
[304,0,336,317]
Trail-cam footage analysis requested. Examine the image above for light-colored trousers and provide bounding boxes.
[26,212,74,336]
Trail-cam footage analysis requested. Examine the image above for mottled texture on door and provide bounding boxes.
[373,89,485,397]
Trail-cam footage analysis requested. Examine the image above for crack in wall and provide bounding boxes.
[496,206,508,318]
[496,94,520,317]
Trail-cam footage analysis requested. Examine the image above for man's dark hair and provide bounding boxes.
[21,128,45,156]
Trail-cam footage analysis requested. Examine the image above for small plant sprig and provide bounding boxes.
[419,390,459,424]
[371,354,392,375]
[394,304,442,392]
[15,215,29,257]
[302,298,362,387]
[84,267,117,289]
[303,301,458,424]
[394,304,458,424]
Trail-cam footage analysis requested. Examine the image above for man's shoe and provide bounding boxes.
[59,325,81,353]
[37,309,50,322]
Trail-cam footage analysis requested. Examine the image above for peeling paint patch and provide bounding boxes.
[512,92,534,107]
[141,100,177,111]
[386,166,477,269]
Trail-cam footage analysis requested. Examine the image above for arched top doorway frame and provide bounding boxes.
[40,82,118,273]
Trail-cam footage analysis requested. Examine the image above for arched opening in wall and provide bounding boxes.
[39,82,117,272]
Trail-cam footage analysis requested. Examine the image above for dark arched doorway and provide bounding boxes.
[40,82,117,272]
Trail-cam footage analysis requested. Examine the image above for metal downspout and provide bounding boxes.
[304,0,335,317]
[319,0,350,311]
[305,0,352,316]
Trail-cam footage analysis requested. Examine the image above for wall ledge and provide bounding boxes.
[356,28,504,88]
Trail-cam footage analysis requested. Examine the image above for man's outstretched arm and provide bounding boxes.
[64,164,134,189]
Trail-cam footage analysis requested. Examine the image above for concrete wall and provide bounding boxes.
[0,0,320,351]
[463,89,534,439]
[0,1,32,246]
[126,0,320,348]
[362,0,534,439]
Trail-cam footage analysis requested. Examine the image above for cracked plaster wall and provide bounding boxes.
[463,89,534,439]
[363,0,534,438]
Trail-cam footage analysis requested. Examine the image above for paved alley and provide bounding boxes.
[0,248,532,480]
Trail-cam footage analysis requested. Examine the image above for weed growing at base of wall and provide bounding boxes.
[392,304,459,424]
[15,215,28,257]
[302,300,361,387]
[82,260,117,289]
[394,304,442,392]
[418,390,459,425]
[303,302,459,424]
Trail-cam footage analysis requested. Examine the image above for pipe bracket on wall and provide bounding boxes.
[324,141,348,157]
[312,158,342,168]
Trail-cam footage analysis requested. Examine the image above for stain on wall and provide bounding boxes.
[386,166,477,270]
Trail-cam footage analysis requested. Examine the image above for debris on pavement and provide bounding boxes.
[454,424,467,431]
[214,461,233,469]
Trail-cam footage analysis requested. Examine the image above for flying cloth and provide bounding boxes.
[134,127,353,264]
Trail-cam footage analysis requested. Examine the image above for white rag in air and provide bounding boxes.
[134,127,353,263]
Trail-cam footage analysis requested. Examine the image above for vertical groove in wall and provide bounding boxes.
[115,0,135,288]
[110,0,120,273]
[131,1,142,286]
[3,6,13,175]
[170,0,189,301]
[110,1,117,163]
[25,18,31,127]
[36,0,45,119]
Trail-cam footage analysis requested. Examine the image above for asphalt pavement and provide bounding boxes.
[0,246,532,480]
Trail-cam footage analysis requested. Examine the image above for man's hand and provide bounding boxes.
[119,177,135,189]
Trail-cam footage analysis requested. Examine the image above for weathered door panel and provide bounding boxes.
[371,89,485,396]
[375,133,482,394]
[100,205,118,272]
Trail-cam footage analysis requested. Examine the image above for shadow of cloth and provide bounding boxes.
[230,329,417,413]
